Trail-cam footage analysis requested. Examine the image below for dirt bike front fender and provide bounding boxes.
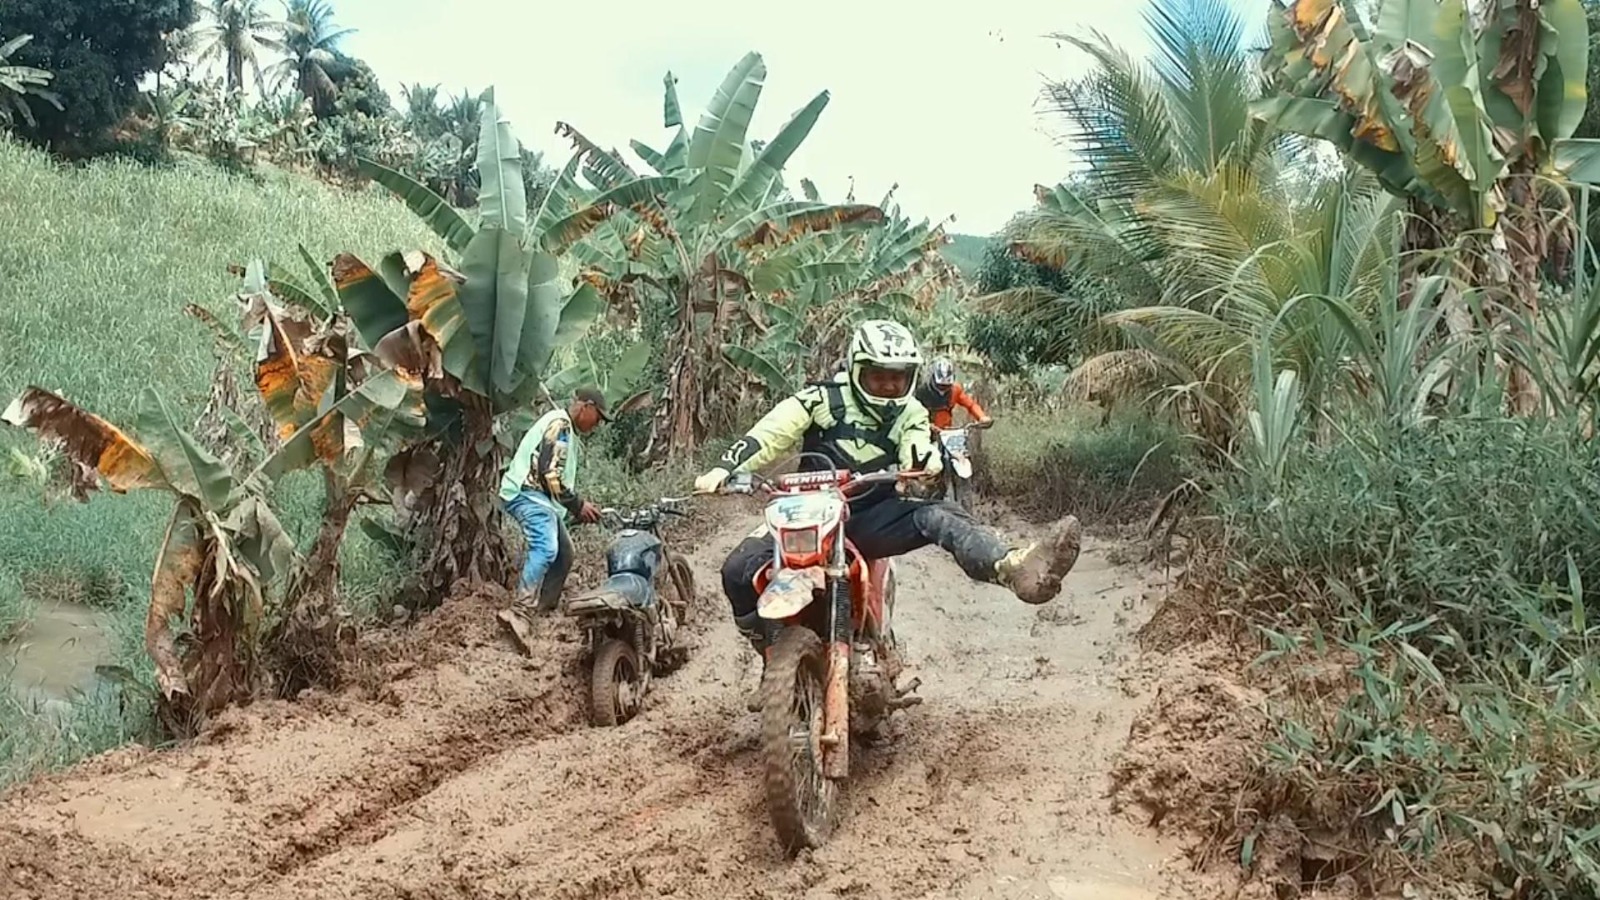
[949,456,972,479]
[757,566,827,621]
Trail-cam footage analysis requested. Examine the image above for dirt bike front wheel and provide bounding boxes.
[590,638,645,727]
[950,473,973,511]
[760,625,838,854]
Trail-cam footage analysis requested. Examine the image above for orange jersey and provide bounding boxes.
[919,382,988,430]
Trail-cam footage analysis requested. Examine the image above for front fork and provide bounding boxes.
[821,522,852,780]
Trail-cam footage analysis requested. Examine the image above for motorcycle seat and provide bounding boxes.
[564,572,655,614]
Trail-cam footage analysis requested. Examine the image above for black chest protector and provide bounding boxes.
[799,382,902,474]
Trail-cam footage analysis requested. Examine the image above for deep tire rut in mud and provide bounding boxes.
[1,510,1215,900]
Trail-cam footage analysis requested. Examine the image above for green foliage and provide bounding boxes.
[0,34,62,130]
[0,137,439,763]
[1,0,197,147]
[1217,413,1600,895]
[978,403,1191,524]
[938,233,987,276]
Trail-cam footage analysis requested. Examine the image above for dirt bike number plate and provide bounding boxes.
[757,566,827,620]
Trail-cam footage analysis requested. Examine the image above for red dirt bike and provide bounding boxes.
[719,454,927,854]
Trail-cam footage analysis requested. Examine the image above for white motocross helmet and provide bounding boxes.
[848,319,923,418]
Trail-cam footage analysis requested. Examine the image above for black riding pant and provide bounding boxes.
[719,497,1009,618]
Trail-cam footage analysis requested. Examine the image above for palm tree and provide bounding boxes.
[194,0,281,95]
[270,0,355,115]
[995,0,1357,448]
[400,83,444,140]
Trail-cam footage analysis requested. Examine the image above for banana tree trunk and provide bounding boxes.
[268,468,355,697]
[1501,169,1546,416]
[417,394,514,603]
[653,282,702,460]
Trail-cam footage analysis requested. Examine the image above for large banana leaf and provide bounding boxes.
[253,304,338,441]
[1553,138,1600,184]
[663,71,683,129]
[1,387,169,499]
[724,91,829,213]
[555,284,605,347]
[459,227,531,396]
[726,202,886,248]
[258,369,419,481]
[543,338,653,403]
[722,344,791,394]
[686,52,766,223]
[1535,0,1590,141]
[516,248,564,393]
[134,389,239,512]
[357,157,476,252]
[476,87,526,235]
[334,253,411,348]
[539,176,680,255]
[148,498,204,699]
[750,258,858,294]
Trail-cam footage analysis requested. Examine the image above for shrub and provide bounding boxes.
[978,404,1192,524]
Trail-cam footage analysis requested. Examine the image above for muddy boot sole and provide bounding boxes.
[1008,516,1084,605]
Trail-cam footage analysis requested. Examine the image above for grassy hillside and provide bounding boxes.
[939,233,991,278]
[0,139,443,783]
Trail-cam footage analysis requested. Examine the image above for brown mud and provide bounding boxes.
[0,509,1226,900]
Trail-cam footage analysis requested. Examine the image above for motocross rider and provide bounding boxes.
[694,320,1083,696]
[916,356,991,430]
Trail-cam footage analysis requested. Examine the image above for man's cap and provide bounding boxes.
[574,386,612,421]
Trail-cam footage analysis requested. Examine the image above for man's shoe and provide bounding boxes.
[997,516,1083,605]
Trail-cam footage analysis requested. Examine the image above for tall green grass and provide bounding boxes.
[0,137,442,784]
[977,402,1192,524]
[1185,291,1600,895]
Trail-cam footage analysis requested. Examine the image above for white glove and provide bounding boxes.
[694,467,731,495]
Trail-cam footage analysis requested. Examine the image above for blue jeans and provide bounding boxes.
[505,492,573,610]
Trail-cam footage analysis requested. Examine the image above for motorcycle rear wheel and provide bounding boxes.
[591,638,644,727]
[760,626,838,854]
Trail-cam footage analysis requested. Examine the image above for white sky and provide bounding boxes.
[292,0,1263,234]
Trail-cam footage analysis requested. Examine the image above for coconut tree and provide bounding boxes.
[271,0,354,115]
[995,0,1322,444]
[194,0,282,95]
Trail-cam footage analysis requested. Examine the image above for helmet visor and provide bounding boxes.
[858,364,915,402]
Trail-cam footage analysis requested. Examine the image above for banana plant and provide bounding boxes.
[0,34,62,128]
[329,89,610,603]
[0,291,420,729]
[1252,0,1600,412]
[551,52,889,456]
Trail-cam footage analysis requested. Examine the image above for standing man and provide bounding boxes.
[498,387,610,629]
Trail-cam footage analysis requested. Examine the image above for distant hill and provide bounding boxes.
[940,233,992,279]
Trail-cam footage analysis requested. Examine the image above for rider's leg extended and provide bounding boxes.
[847,498,1082,605]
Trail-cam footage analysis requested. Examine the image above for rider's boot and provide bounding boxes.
[734,612,770,712]
[996,516,1084,605]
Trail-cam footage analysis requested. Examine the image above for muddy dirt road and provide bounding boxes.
[1,512,1206,900]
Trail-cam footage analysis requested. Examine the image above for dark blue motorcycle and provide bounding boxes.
[561,497,696,726]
